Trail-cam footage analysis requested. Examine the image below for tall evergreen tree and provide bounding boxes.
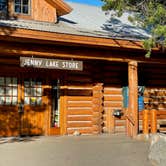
[102,0,166,57]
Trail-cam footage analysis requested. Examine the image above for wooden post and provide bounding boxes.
[92,83,103,135]
[106,109,115,134]
[128,61,138,138]
[150,109,157,134]
[142,109,149,134]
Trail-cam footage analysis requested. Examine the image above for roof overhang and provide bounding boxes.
[46,0,72,16]
[0,26,162,53]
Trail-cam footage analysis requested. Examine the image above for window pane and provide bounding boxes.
[31,88,36,96]
[0,77,4,85]
[6,87,12,95]
[13,87,18,96]
[23,0,28,5]
[30,97,36,105]
[24,97,29,104]
[24,81,30,87]
[6,77,12,86]
[0,96,4,104]
[12,97,17,105]
[15,5,21,13]
[0,87,4,95]
[36,88,42,96]
[23,5,28,14]
[15,0,21,5]
[0,0,7,11]
[31,81,35,87]
[13,78,17,86]
[36,97,42,105]
[37,82,42,87]
[6,97,11,105]
[24,88,30,97]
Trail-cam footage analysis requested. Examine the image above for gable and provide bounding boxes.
[46,0,72,16]
[0,0,72,23]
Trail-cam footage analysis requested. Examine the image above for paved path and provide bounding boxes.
[0,134,152,166]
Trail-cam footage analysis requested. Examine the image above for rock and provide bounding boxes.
[134,134,150,141]
[73,131,81,136]
[148,134,166,166]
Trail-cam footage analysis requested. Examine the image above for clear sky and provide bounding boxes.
[65,0,103,6]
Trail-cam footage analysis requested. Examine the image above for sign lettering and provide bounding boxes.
[20,57,83,71]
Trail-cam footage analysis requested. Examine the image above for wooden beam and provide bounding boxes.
[128,61,138,137]
[0,27,154,51]
[0,42,165,64]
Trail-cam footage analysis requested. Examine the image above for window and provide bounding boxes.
[14,0,30,14]
[0,0,7,11]
[24,79,42,106]
[0,77,18,105]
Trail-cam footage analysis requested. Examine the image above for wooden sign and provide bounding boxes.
[20,57,83,71]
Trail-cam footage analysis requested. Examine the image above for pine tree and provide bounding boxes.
[102,0,166,57]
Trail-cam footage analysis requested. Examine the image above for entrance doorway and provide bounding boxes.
[49,80,61,135]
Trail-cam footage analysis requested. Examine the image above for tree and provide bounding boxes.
[102,0,166,57]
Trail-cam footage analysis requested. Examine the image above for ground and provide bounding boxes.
[0,134,152,166]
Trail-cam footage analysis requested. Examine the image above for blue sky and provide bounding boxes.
[65,0,103,6]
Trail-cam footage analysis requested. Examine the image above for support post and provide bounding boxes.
[106,109,115,133]
[92,83,103,134]
[150,109,157,134]
[142,109,149,134]
[128,61,138,137]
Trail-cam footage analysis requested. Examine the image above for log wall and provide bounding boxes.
[102,62,127,134]
[138,63,166,133]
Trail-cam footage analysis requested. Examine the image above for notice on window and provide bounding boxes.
[20,57,83,71]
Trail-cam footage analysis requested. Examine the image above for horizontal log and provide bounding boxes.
[104,89,122,95]
[104,102,122,107]
[67,122,92,128]
[67,116,92,121]
[115,122,126,127]
[67,110,92,115]
[67,102,92,107]
[104,96,123,101]
[67,89,92,96]
[67,96,92,101]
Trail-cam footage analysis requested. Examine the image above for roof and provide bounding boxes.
[47,0,72,16]
[0,2,150,41]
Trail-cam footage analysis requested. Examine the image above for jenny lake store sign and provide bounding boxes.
[20,57,83,71]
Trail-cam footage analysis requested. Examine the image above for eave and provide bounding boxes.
[0,26,162,53]
[46,0,73,16]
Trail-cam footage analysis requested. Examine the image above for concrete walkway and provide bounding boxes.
[0,134,152,166]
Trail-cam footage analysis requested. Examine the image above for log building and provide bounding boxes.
[0,0,165,137]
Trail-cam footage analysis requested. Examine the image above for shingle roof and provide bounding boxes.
[0,2,150,41]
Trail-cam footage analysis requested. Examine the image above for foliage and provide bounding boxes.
[102,0,166,57]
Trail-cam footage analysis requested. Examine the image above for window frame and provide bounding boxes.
[0,77,18,106]
[23,78,43,106]
[14,0,31,15]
